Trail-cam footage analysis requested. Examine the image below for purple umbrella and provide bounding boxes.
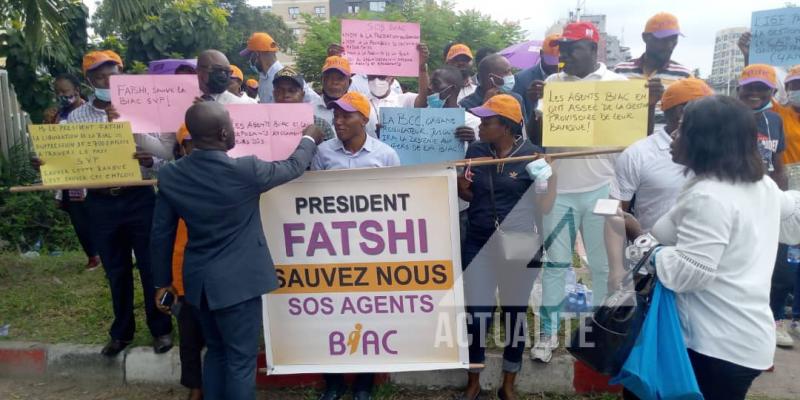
[499,40,543,70]
[148,59,197,75]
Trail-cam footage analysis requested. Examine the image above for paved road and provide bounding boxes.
[750,344,800,400]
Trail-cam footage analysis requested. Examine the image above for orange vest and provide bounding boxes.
[773,101,800,165]
[171,219,188,296]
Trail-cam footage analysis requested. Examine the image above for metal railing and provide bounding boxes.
[0,69,31,158]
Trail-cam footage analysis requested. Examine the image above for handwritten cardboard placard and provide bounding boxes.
[110,74,199,134]
[341,19,421,77]
[380,108,465,165]
[225,104,313,161]
[542,80,648,147]
[750,7,800,67]
[29,122,142,186]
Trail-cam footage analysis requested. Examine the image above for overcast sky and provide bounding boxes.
[84,0,797,77]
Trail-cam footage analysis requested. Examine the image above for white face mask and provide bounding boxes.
[368,78,391,98]
[788,90,800,107]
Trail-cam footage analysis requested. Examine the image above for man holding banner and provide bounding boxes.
[64,50,174,357]
[151,101,324,400]
[311,91,399,400]
[527,21,659,363]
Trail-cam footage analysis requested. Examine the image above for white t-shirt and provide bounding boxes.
[311,95,379,138]
[367,91,418,124]
[610,127,690,231]
[543,63,625,193]
[652,177,800,370]
[213,90,257,105]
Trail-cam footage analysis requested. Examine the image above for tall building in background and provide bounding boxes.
[272,0,331,41]
[708,27,747,96]
[329,0,404,17]
[547,13,630,68]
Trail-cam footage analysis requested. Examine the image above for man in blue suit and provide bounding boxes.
[151,101,324,400]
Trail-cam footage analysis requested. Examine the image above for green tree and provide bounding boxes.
[218,0,296,79]
[1,1,88,122]
[296,0,523,91]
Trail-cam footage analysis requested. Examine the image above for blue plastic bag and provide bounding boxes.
[610,281,703,400]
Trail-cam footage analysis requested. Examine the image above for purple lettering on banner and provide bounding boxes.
[307,222,337,256]
[359,220,385,255]
[418,219,429,253]
[331,221,357,256]
[383,330,398,355]
[329,331,346,355]
[283,223,305,257]
[341,297,356,314]
[362,331,380,355]
[388,219,415,254]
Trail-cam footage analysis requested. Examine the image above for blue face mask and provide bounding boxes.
[753,100,772,113]
[94,88,111,102]
[427,93,445,108]
[491,74,515,92]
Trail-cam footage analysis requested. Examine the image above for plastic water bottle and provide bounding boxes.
[534,179,549,193]
[787,245,800,266]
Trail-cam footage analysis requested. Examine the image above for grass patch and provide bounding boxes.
[0,252,157,347]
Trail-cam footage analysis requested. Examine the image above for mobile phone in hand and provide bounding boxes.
[593,198,621,216]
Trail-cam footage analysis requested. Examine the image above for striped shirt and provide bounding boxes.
[613,55,693,87]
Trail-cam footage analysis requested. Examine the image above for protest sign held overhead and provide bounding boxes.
[260,165,468,374]
[110,75,199,134]
[341,19,421,77]
[380,108,466,165]
[542,80,648,147]
[225,104,313,161]
[750,7,800,67]
[29,122,142,186]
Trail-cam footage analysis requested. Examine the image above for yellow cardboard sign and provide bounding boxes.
[29,122,142,186]
[542,80,648,147]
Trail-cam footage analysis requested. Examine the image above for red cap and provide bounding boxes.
[556,22,600,44]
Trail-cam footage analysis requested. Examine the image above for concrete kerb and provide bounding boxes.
[47,343,124,383]
[389,353,575,393]
[0,341,583,394]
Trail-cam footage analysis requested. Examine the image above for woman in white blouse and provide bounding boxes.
[644,95,800,400]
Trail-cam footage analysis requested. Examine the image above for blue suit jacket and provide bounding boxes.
[150,139,317,310]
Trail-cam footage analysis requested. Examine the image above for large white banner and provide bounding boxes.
[260,164,468,374]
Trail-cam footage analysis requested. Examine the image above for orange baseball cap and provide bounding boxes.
[446,44,473,62]
[230,65,244,82]
[246,78,259,89]
[541,34,561,66]
[239,32,278,56]
[322,56,351,76]
[469,94,523,124]
[644,12,683,39]
[177,123,192,145]
[786,65,800,85]
[330,92,370,119]
[82,50,122,74]
[739,64,777,89]
[661,78,714,111]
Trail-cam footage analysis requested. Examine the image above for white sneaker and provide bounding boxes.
[776,320,794,348]
[531,334,558,363]
[790,320,800,337]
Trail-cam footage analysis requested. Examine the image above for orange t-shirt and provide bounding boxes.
[171,220,188,296]
[773,101,800,165]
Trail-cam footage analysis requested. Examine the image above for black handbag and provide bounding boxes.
[566,247,659,376]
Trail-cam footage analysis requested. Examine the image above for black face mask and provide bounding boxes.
[207,69,231,94]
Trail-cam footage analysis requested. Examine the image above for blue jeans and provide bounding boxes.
[540,185,610,336]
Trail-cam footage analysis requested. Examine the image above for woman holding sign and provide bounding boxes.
[457,94,555,400]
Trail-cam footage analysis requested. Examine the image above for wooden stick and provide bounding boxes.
[9,179,158,193]
[450,147,625,168]
[257,364,486,375]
